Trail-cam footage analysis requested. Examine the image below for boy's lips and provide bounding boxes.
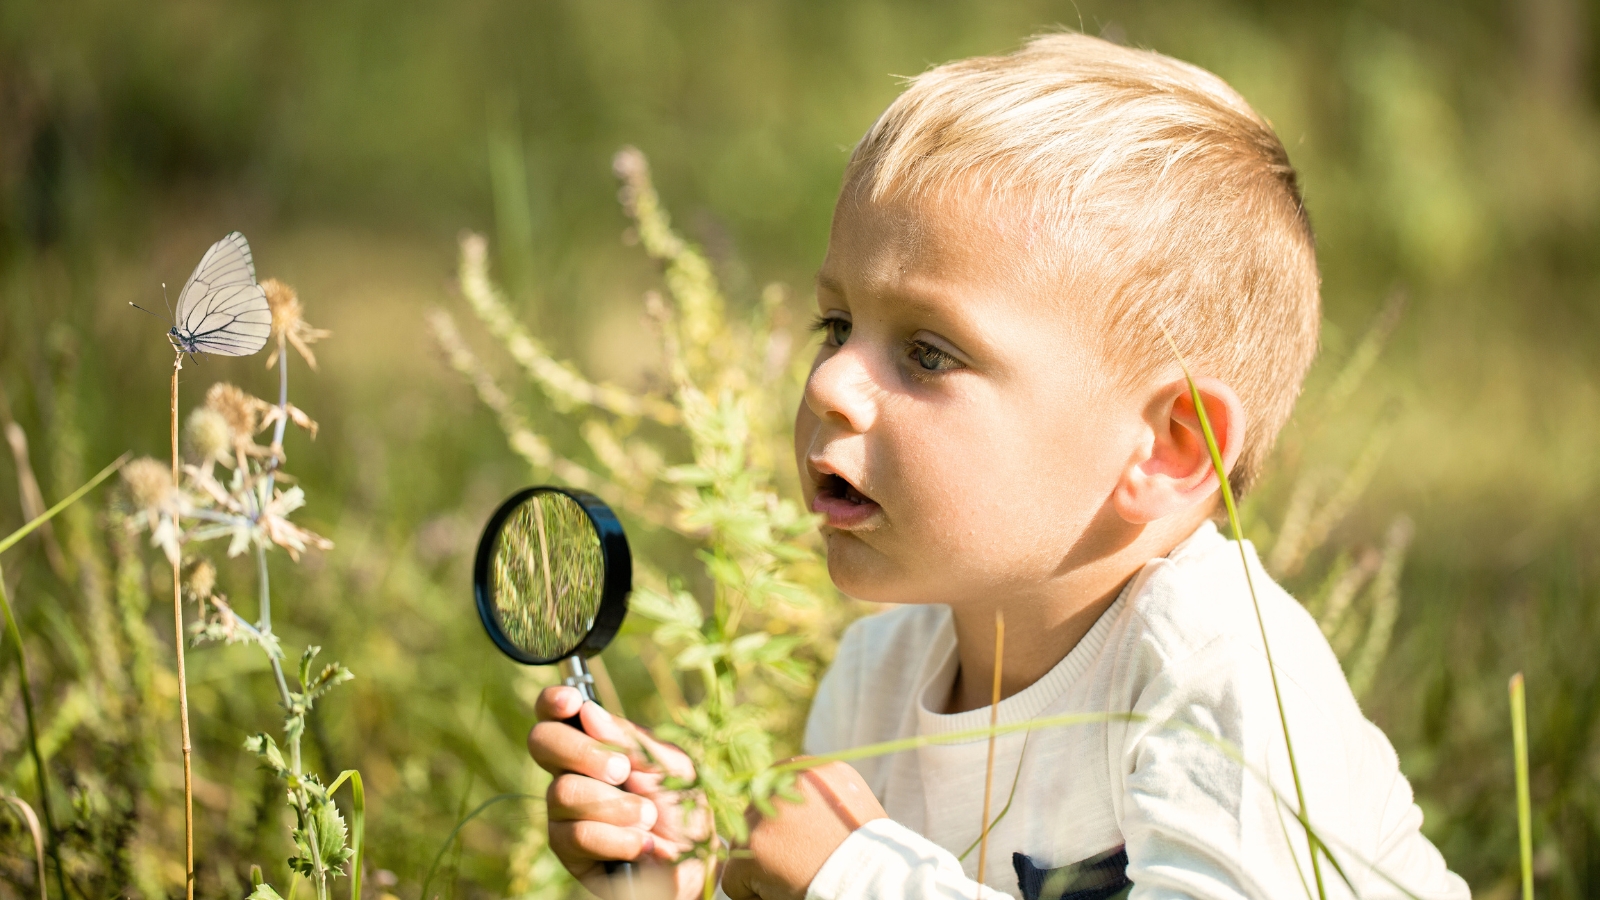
[808,461,882,530]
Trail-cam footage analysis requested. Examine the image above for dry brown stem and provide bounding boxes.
[976,609,1005,886]
[171,353,195,900]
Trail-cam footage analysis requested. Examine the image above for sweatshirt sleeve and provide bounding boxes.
[805,819,1012,900]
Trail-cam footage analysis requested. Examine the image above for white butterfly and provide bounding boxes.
[166,232,272,357]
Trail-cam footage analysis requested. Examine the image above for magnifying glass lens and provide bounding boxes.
[489,491,606,661]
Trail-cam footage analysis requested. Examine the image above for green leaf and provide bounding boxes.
[315,800,353,870]
[304,663,354,701]
[248,884,287,900]
[245,733,289,776]
[328,770,366,900]
[298,646,321,689]
[728,632,770,662]
[673,643,721,670]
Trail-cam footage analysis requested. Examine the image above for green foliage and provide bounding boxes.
[437,146,849,874]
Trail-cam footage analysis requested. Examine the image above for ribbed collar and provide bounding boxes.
[911,520,1221,740]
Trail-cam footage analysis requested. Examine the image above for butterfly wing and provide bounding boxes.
[174,232,271,357]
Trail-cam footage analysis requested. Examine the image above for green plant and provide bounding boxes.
[434,146,847,893]
[121,280,362,900]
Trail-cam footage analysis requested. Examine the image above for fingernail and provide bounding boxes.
[605,754,631,784]
[638,801,658,829]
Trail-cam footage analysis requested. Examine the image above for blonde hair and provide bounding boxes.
[846,33,1320,493]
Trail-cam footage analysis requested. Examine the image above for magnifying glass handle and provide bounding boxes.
[558,657,641,893]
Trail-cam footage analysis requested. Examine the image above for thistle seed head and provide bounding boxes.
[121,457,174,510]
[187,559,217,600]
[262,277,330,370]
[185,407,234,463]
[263,278,302,340]
[205,382,266,439]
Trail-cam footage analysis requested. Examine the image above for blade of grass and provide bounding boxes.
[420,793,537,900]
[975,609,1004,887]
[1162,331,1326,900]
[1510,673,1533,900]
[2,793,46,900]
[328,770,366,900]
[958,732,1030,863]
[0,451,130,556]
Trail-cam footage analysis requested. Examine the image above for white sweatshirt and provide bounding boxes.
[799,522,1469,900]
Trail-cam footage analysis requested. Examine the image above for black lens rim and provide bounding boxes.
[473,486,632,666]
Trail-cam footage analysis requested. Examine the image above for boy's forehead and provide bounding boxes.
[819,182,1055,309]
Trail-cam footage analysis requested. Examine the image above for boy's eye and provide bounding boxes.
[811,314,852,348]
[908,340,962,372]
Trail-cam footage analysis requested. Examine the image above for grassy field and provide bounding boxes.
[2,1,1598,897]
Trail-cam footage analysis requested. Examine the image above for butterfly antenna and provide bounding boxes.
[162,282,174,318]
[128,301,167,321]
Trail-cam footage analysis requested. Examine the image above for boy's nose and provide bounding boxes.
[804,349,878,433]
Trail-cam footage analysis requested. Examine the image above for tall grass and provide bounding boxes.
[0,452,126,900]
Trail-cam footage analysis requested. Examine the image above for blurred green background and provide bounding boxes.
[2,0,1598,897]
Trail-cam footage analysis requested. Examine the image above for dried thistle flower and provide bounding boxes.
[261,402,319,442]
[259,486,333,561]
[187,559,217,601]
[204,382,274,464]
[122,457,174,510]
[121,456,183,564]
[263,278,331,371]
[205,382,268,436]
[185,407,234,465]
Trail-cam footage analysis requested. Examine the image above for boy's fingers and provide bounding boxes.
[579,703,697,780]
[547,774,659,830]
[549,819,655,865]
[633,729,697,780]
[528,720,633,785]
[535,685,585,722]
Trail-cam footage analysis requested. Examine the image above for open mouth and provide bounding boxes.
[809,468,882,529]
[818,473,874,506]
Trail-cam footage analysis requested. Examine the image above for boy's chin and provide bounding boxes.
[823,532,942,605]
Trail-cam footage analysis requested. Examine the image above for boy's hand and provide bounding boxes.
[721,760,886,900]
[528,686,711,900]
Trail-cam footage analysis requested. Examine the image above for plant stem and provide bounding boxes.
[170,353,196,900]
[975,609,1004,887]
[1510,673,1533,900]
[0,563,70,900]
[256,541,298,772]
[260,340,301,773]
[266,336,289,498]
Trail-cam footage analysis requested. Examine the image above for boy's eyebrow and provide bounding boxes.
[815,272,845,298]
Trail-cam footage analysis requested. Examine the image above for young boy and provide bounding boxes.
[527,33,1470,900]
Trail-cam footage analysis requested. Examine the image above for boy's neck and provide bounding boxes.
[941,512,1207,715]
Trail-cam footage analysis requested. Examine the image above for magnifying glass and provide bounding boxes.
[474,485,638,888]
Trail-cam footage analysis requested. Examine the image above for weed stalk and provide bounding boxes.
[170,351,197,900]
[975,609,1004,887]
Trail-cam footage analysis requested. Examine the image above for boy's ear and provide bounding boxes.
[1112,376,1246,525]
